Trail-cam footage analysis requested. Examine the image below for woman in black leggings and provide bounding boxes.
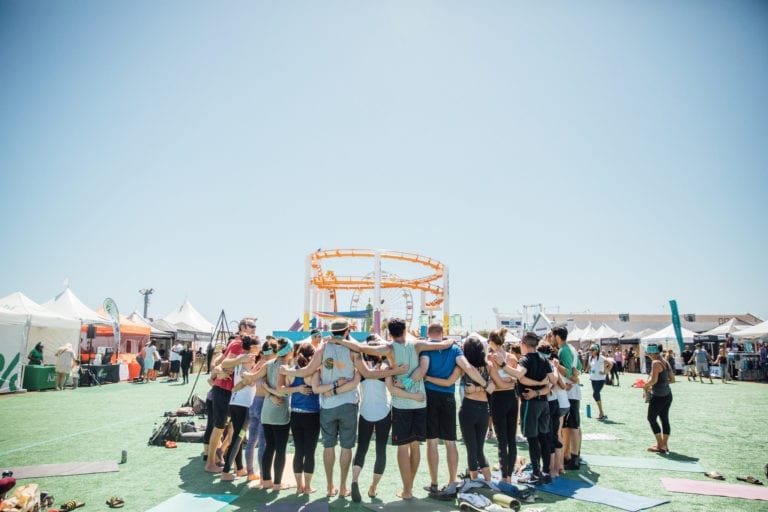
[487,328,519,483]
[260,338,294,490]
[643,344,674,454]
[426,335,494,480]
[350,336,419,502]
[285,343,321,494]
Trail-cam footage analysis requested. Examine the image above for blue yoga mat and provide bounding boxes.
[537,478,668,512]
[145,493,239,512]
[581,454,705,472]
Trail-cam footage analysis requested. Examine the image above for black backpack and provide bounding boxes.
[148,417,181,446]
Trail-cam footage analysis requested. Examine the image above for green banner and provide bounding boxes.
[669,299,684,353]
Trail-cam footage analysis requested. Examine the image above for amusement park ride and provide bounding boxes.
[303,248,450,335]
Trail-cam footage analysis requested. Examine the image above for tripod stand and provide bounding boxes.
[184,309,230,409]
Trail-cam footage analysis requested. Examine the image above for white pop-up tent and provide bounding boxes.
[0,292,81,365]
[0,308,29,393]
[163,300,214,351]
[700,318,744,337]
[639,324,697,373]
[43,288,111,326]
[0,292,81,391]
[733,320,768,339]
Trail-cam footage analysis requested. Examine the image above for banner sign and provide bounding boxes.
[669,299,684,353]
[103,298,120,354]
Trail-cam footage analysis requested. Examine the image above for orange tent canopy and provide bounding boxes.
[81,307,151,337]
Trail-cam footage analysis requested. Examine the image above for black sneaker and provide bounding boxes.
[528,473,542,485]
[541,473,552,484]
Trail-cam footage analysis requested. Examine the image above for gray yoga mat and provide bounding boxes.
[363,498,458,512]
[581,454,705,472]
[538,477,668,511]
[10,460,119,479]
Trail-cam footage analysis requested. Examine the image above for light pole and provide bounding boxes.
[139,288,154,318]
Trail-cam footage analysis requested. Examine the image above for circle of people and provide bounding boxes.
[200,317,675,501]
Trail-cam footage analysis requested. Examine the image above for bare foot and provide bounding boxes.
[396,490,413,500]
[339,488,351,497]
[368,486,377,498]
[296,486,304,495]
[236,469,247,477]
[261,480,273,490]
[204,465,222,473]
[221,473,236,481]
[326,487,338,497]
[305,487,317,494]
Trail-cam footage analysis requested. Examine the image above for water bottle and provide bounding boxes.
[586,404,592,418]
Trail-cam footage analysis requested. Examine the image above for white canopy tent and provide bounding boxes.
[127,312,173,337]
[0,308,29,393]
[639,324,697,373]
[593,323,620,340]
[733,320,768,339]
[700,318,744,336]
[43,288,111,326]
[568,324,585,343]
[580,323,597,343]
[0,292,81,365]
[163,300,215,351]
[504,331,521,343]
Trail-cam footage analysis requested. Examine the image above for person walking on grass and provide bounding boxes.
[54,343,76,390]
[689,343,713,384]
[716,347,729,383]
[643,343,674,454]
[588,344,612,420]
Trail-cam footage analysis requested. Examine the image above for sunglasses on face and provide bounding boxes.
[245,323,256,329]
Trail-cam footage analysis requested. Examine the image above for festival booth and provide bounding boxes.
[127,312,174,378]
[163,300,214,353]
[0,309,29,393]
[0,292,81,391]
[731,320,768,381]
[640,324,696,374]
[593,323,620,348]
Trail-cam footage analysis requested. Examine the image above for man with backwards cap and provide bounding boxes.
[283,318,407,498]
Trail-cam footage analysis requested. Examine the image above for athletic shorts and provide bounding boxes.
[320,403,358,449]
[211,386,232,429]
[563,399,580,429]
[684,364,695,373]
[520,398,550,438]
[695,362,710,376]
[171,360,180,373]
[426,390,457,440]
[391,407,427,446]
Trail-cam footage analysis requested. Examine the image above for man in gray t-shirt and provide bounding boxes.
[689,343,713,384]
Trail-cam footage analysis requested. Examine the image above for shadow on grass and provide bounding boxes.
[660,452,700,462]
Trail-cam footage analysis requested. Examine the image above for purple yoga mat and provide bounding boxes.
[661,477,768,501]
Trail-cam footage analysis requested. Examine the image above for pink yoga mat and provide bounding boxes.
[661,477,768,501]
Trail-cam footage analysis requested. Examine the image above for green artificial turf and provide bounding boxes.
[1,372,767,512]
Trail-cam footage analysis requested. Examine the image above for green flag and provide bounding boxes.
[669,300,684,353]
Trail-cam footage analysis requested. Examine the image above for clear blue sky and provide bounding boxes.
[1,1,766,334]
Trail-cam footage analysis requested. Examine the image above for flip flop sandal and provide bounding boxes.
[106,496,125,508]
[704,471,725,480]
[736,476,763,485]
[165,441,178,448]
[60,501,85,512]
